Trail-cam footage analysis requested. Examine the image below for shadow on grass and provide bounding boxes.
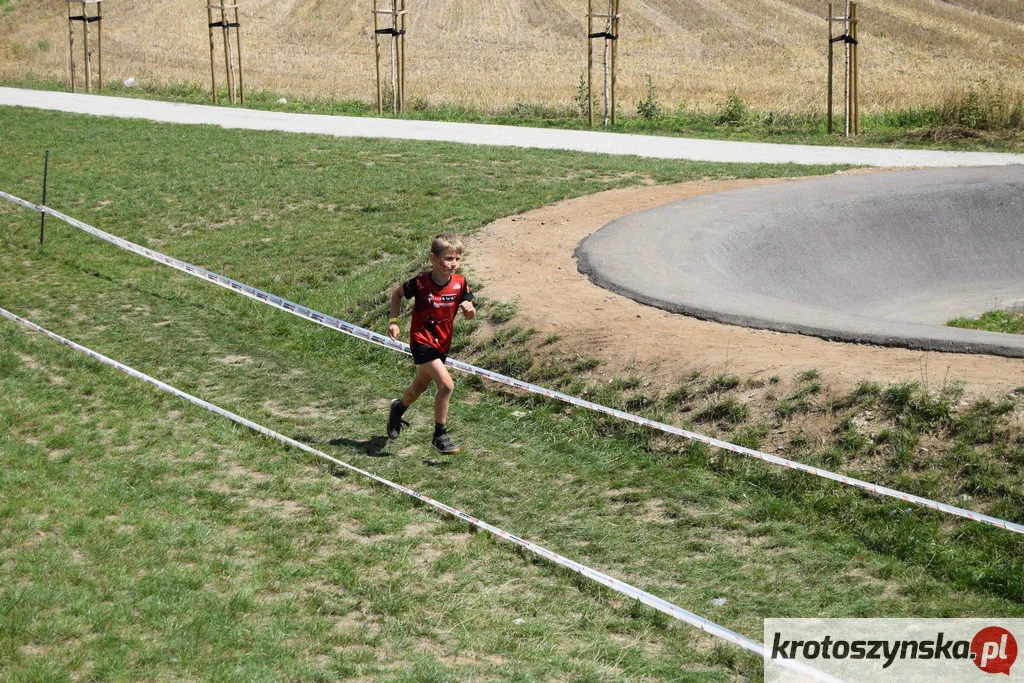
[293,433,392,458]
[297,434,455,466]
[327,434,391,458]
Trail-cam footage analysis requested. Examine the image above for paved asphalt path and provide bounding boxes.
[3,86,1024,167]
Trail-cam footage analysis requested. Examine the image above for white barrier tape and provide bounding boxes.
[3,189,1022,538]
[0,306,841,682]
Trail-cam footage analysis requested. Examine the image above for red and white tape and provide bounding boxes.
[0,305,842,682]
[2,188,1021,538]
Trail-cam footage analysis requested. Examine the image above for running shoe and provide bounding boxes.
[431,431,461,455]
[387,399,409,439]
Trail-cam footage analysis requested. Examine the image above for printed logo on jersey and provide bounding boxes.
[427,293,458,307]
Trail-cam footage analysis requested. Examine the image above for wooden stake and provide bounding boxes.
[603,1,610,126]
[373,1,382,114]
[849,1,859,136]
[586,0,620,127]
[96,1,103,91]
[234,3,244,104]
[827,2,834,135]
[587,0,594,127]
[220,2,233,103]
[390,0,397,114]
[207,3,218,103]
[67,2,102,93]
[843,2,850,136]
[826,2,859,136]
[610,0,619,126]
[206,2,244,104]
[397,0,405,114]
[68,3,77,92]
[372,0,406,115]
[82,3,91,92]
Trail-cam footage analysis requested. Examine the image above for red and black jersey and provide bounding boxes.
[402,271,473,354]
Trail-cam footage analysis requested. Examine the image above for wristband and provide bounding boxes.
[389,317,399,324]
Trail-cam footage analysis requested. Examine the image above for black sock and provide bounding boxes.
[394,400,408,416]
[434,423,447,437]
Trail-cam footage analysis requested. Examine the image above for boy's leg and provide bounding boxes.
[388,361,443,440]
[401,362,437,408]
[415,359,461,454]
[388,365,432,439]
[413,359,454,426]
[389,359,460,453]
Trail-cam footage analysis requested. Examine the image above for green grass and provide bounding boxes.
[1,106,1023,680]
[948,309,1024,335]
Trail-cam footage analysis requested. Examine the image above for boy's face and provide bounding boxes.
[430,249,462,277]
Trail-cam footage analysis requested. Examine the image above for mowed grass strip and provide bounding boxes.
[1,107,1022,681]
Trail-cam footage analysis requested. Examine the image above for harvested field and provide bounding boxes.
[1,0,1022,113]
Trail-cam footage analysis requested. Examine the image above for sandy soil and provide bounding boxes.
[468,175,1024,399]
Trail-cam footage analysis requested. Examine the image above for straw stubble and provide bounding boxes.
[1,0,1021,114]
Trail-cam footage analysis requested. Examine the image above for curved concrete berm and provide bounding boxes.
[577,166,1024,357]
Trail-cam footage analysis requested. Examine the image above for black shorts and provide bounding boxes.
[411,343,447,365]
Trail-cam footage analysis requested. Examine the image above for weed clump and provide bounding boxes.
[715,94,747,125]
[937,81,1024,131]
[636,75,662,120]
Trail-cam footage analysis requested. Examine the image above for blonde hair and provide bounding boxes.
[431,232,464,256]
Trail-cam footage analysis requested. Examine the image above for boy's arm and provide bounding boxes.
[459,284,475,320]
[387,285,405,340]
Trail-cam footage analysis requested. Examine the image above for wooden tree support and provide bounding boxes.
[827,1,859,136]
[67,0,102,93]
[372,0,407,115]
[207,1,244,104]
[587,0,621,127]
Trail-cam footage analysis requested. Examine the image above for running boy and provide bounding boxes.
[386,233,475,454]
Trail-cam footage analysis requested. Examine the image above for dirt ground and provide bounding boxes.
[468,175,1024,399]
